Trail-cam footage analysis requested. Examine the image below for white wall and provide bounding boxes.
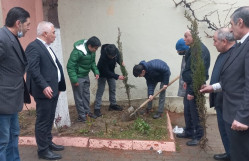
[58,0,248,108]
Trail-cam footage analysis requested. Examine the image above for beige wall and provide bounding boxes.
[0,0,43,49]
[58,0,247,107]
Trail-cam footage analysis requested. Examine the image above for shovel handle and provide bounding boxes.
[130,75,180,117]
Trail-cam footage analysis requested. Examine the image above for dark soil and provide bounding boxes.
[19,105,169,141]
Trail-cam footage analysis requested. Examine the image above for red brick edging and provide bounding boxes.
[19,111,175,152]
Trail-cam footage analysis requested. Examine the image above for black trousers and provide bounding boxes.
[183,93,203,139]
[34,96,58,153]
[225,121,249,161]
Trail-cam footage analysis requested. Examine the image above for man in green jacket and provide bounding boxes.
[67,36,101,122]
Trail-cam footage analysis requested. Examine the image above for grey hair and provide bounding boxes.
[217,28,235,42]
[37,21,54,36]
[231,6,249,28]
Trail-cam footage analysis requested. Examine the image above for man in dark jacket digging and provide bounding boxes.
[94,44,125,117]
[133,59,171,119]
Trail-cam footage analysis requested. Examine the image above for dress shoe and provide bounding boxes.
[49,143,64,151]
[153,112,162,119]
[94,109,103,117]
[176,132,192,139]
[109,105,123,111]
[38,150,62,160]
[213,153,230,161]
[186,138,199,146]
[87,112,97,119]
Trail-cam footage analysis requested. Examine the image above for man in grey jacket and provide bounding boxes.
[0,7,31,161]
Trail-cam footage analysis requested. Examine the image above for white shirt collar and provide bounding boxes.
[240,31,249,44]
[36,37,49,48]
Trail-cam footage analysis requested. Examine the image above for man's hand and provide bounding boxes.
[183,82,187,89]
[148,95,154,101]
[231,120,249,131]
[163,85,168,90]
[200,85,214,93]
[74,82,79,87]
[95,74,99,79]
[122,62,125,66]
[187,94,194,100]
[118,75,125,80]
[43,86,53,99]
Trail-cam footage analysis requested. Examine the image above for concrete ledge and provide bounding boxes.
[19,111,175,152]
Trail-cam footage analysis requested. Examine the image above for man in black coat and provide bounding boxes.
[210,28,235,161]
[133,59,171,119]
[176,30,210,146]
[26,21,66,160]
[94,44,125,117]
[201,6,249,161]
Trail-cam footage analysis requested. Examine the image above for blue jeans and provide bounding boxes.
[0,113,20,161]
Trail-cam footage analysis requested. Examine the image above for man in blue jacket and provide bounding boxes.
[133,59,171,119]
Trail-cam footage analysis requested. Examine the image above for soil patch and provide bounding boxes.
[19,105,169,141]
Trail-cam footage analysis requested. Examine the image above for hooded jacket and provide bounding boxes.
[97,44,121,79]
[67,39,99,83]
[139,59,171,96]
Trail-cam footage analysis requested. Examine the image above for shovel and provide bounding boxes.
[129,75,180,118]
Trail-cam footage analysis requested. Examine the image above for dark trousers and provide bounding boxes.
[216,107,230,156]
[225,122,249,161]
[183,93,203,139]
[34,96,58,153]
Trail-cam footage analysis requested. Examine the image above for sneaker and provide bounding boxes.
[87,112,97,119]
[77,116,86,123]
[109,105,123,111]
[94,109,103,117]
[153,112,162,119]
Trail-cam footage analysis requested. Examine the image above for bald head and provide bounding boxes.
[184,30,193,46]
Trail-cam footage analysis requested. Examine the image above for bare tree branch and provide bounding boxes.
[172,0,238,34]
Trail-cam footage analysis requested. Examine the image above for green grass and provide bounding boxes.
[93,114,168,140]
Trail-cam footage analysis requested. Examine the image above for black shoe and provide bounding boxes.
[176,132,193,139]
[87,112,97,119]
[49,143,64,151]
[77,116,86,123]
[213,153,230,161]
[109,105,123,111]
[186,138,199,146]
[153,112,162,119]
[38,150,62,160]
[94,109,103,117]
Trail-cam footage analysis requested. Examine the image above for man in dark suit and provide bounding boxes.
[26,21,66,160]
[201,6,249,161]
[0,7,31,161]
[210,28,235,161]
